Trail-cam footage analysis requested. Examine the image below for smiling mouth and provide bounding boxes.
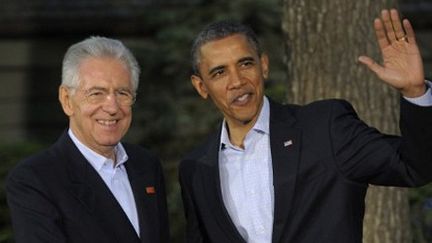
[232,93,253,105]
[97,119,118,126]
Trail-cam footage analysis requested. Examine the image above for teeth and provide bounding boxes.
[236,94,249,102]
[97,120,117,126]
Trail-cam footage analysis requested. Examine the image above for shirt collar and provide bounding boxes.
[220,96,270,150]
[68,129,128,170]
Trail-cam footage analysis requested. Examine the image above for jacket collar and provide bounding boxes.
[54,131,143,243]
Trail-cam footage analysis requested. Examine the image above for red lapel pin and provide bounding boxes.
[146,186,156,194]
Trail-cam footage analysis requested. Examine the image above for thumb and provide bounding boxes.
[358,56,384,76]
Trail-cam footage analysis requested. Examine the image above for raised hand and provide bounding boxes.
[358,9,425,98]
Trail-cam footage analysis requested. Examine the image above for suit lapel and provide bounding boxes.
[199,132,247,243]
[125,157,158,243]
[57,132,140,243]
[269,102,301,243]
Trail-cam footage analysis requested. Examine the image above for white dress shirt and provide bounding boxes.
[219,96,274,243]
[68,129,140,236]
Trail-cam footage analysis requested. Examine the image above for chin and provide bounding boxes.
[96,136,122,146]
[241,119,253,125]
[237,111,258,123]
[234,114,255,124]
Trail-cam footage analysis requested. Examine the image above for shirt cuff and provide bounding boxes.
[403,80,432,107]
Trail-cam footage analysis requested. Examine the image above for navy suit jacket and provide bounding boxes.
[6,131,169,243]
[179,98,432,243]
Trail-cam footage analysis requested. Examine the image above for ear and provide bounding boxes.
[260,53,269,79]
[59,85,74,117]
[191,74,209,99]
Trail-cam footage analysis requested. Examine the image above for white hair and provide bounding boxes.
[61,36,140,92]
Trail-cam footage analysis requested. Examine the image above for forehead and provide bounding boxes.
[198,34,258,65]
[78,57,132,88]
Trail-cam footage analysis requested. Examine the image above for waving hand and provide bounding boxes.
[358,9,425,97]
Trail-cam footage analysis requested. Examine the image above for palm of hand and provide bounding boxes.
[380,40,424,90]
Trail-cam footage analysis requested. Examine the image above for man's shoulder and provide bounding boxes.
[272,99,356,117]
[275,98,352,110]
[183,141,208,160]
[122,143,162,168]
[180,131,219,168]
[6,143,60,185]
[123,143,154,157]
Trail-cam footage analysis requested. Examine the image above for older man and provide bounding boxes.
[179,9,432,243]
[6,37,169,243]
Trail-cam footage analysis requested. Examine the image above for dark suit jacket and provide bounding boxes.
[6,131,169,243]
[179,98,432,243]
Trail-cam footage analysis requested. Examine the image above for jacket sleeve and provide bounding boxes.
[6,163,67,243]
[398,97,432,183]
[330,98,432,186]
[179,160,205,243]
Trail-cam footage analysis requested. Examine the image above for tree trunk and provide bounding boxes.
[281,1,411,242]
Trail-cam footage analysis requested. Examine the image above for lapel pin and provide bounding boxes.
[146,186,156,194]
[284,140,293,147]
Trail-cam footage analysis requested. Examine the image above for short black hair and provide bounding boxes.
[191,20,262,75]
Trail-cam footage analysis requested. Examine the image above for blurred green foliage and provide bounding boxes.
[410,185,432,243]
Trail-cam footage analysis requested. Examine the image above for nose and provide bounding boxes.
[228,69,244,89]
[102,94,120,114]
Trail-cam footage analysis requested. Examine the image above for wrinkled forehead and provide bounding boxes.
[77,57,133,88]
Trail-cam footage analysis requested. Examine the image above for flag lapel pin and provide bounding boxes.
[146,186,156,194]
[284,140,293,147]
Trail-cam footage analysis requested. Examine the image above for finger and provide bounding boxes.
[390,9,406,40]
[358,56,385,77]
[381,9,397,42]
[403,19,417,43]
[374,18,390,50]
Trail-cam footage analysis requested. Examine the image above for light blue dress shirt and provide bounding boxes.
[404,81,432,106]
[219,96,274,243]
[218,86,432,243]
[68,129,140,236]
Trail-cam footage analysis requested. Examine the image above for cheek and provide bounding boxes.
[121,108,133,122]
[81,107,99,119]
[123,107,132,116]
[206,84,226,100]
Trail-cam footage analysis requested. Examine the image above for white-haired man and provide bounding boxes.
[7,37,169,243]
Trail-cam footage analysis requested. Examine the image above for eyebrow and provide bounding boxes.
[207,56,256,76]
[85,86,132,92]
[85,86,106,91]
[238,56,255,64]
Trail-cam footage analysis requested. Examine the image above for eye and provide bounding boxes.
[88,90,104,97]
[211,69,225,79]
[240,60,254,68]
[117,90,132,97]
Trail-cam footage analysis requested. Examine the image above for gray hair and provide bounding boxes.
[62,36,140,92]
[191,20,262,75]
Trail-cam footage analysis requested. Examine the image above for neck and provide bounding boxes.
[225,102,263,148]
[226,120,255,149]
[69,127,117,163]
[98,147,117,162]
[88,144,117,165]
